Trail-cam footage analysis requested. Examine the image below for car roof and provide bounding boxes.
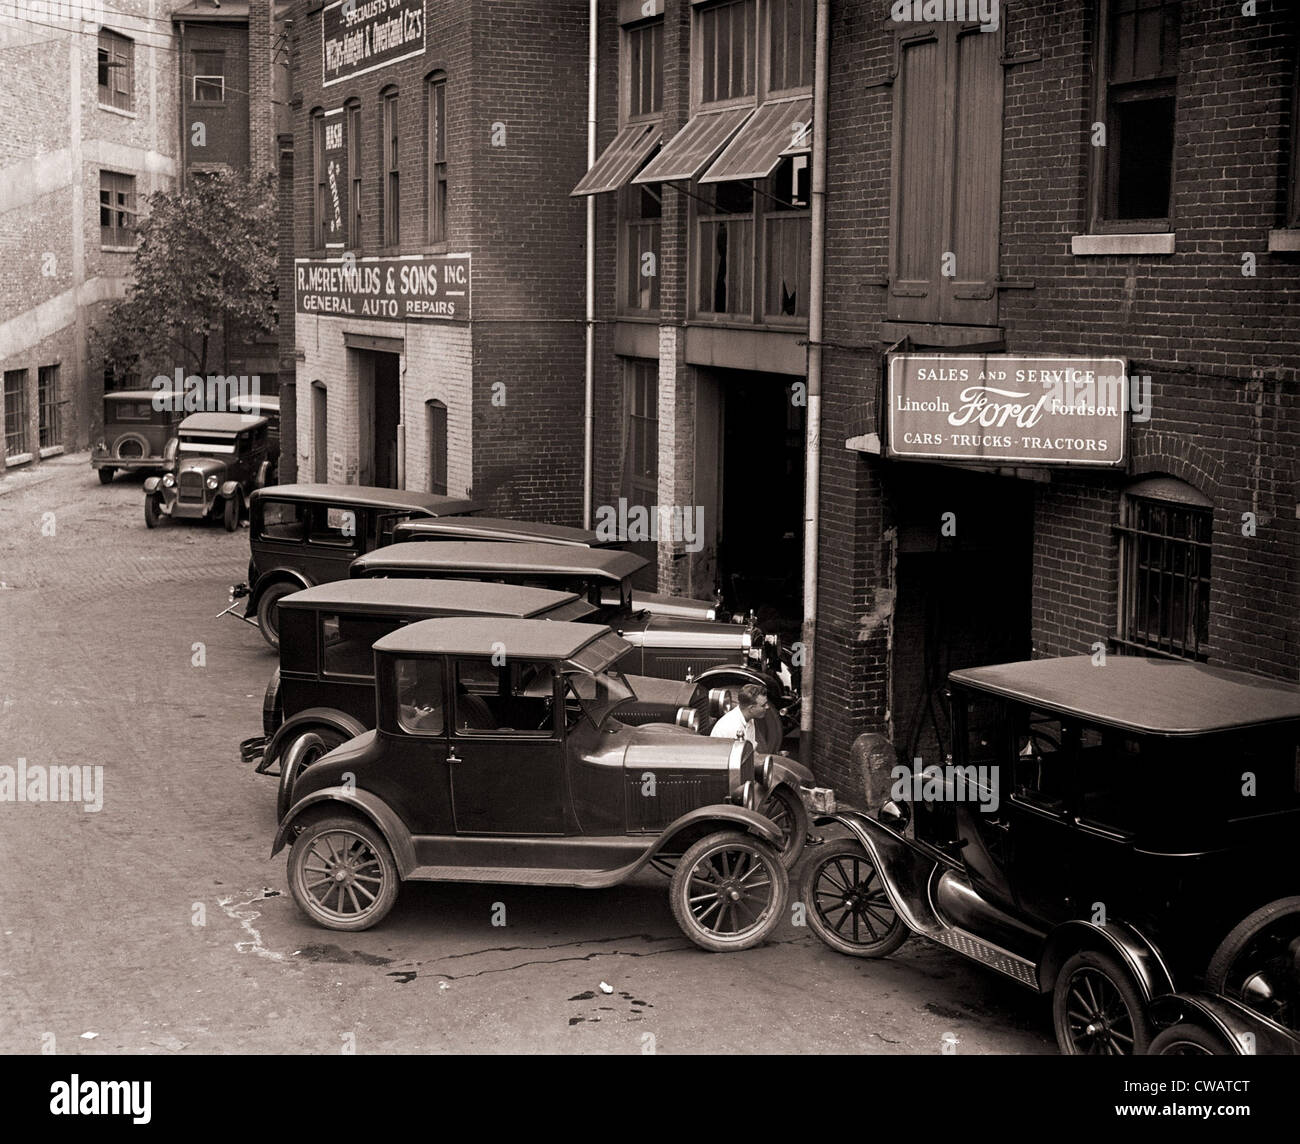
[179,412,268,433]
[374,617,614,659]
[352,540,648,580]
[395,516,618,547]
[250,484,480,515]
[104,389,167,401]
[231,395,280,411]
[279,578,586,617]
[949,655,1300,736]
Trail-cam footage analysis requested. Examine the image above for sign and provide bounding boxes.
[886,354,1130,467]
[294,255,471,322]
[322,0,426,88]
[321,109,346,248]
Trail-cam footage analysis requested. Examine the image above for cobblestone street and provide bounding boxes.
[0,455,1054,1055]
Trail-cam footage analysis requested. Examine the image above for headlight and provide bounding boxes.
[162,473,175,487]
[758,755,774,789]
[708,686,735,718]
[206,475,219,490]
[674,706,700,733]
[737,780,759,811]
[726,739,755,793]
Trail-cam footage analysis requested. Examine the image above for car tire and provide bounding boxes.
[1149,1022,1234,1056]
[256,581,297,649]
[669,830,787,953]
[276,728,348,822]
[287,814,399,932]
[98,467,115,485]
[758,784,808,869]
[801,838,908,958]
[223,492,242,532]
[1204,895,1300,1027]
[144,493,163,529]
[1053,949,1153,1055]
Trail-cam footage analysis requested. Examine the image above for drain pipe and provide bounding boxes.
[799,0,829,769]
[583,0,597,529]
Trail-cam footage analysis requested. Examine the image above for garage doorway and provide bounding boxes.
[356,349,401,488]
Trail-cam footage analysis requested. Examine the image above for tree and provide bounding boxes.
[94,169,278,382]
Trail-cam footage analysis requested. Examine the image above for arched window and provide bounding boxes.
[1116,476,1212,661]
[426,399,447,494]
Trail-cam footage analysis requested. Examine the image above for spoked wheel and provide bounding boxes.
[802,838,907,957]
[669,830,788,952]
[1206,896,1300,1034]
[1149,1022,1232,1055]
[276,729,346,821]
[757,784,808,869]
[1053,950,1153,1055]
[288,815,398,932]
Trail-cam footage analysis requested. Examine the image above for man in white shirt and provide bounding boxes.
[709,684,769,747]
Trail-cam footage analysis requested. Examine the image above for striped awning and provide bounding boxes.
[701,97,813,183]
[632,105,754,185]
[570,121,663,196]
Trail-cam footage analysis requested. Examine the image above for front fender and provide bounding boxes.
[695,664,784,699]
[143,476,162,493]
[763,753,815,790]
[272,786,416,876]
[1040,919,1176,1002]
[655,804,784,854]
[260,707,368,774]
[219,479,241,499]
[1148,992,1300,1056]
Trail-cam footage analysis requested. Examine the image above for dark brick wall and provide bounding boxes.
[181,23,251,172]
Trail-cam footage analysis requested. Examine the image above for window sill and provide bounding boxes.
[98,103,137,119]
[100,244,137,253]
[5,453,33,467]
[39,445,64,459]
[1071,233,1176,256]
[1267,229,1300,253]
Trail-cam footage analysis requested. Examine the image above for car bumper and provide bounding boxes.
[93,454,168,471]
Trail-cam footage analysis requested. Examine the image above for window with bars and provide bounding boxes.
[426,76,447,243]
[346,101,363,248]
[4,370,29,458]
[698,0,756,104]
[1094,0,1180,226]
[193,49,225,102]
[38,365,60,449]
[381,89,400,246]
[97,28,134,112]
[99,170,136,247]
[626,18,663,118]
[1116,488,1211,661]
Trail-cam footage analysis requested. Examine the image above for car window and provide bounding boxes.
[310,505,360,548]
[963,693,1002,767]
[1075,727,1142,835]
[394,658,445,735]
[453,658,555,737]
[1010,708,1068,813]
[376,512,414,547]
[110,401,152,422]
[259,500,308,542]
[321,614,396,678]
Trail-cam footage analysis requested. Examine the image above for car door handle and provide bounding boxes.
[447,750,461,764]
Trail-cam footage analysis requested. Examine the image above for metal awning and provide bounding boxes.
[570,121,663,196]
[632,105,754,185]
[701,97,812,183]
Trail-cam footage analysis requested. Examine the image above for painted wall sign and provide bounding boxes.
[294,254,471,322]
[886,354,1130,467]
[322,0,426,87]
[322,108,346,248]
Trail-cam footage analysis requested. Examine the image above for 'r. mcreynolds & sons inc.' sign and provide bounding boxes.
[295,255,470,322]
[886,354,1144,467]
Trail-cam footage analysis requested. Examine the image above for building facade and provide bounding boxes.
[286,0,590,513]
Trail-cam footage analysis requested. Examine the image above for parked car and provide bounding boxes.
[143,412,271,531]
[92,389,185,484]
[224,484,480,648]
[800,654,1300,1055]
[229,393,280,482]
[272,617,833,948]
[350,540,796,751]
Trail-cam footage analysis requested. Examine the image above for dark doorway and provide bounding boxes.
[372,351,400,489]
[719,370,805,626]
[311,381,328,483]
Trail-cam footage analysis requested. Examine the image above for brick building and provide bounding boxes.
[811,0,1300,797]
[0,0,185,474]
[285,0,590,511]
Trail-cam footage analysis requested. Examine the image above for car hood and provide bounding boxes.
[633,590,718,621]
[622,613,748,647]
[176,455,227,478]
[617,721,736,771]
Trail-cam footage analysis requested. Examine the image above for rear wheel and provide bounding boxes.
[802,838,908,957]
[1206,896,1300,1033]
[1149,1022,1233,1056]
[669,830,787,952]
[256,581,297,649]
[288,814,398,932]
[144,493,163,529]
[1053,949,1153,1055]
[97,467,115,485]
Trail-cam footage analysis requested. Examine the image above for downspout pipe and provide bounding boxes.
[799,0,829,769]
[583,0,597,529]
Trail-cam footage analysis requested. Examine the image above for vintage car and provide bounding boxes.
[230,393,280,482]
[349,540,796,751]
[800,655,1300,1055]
[143,412,272,531]
[272,617,834,948]
[224,484,480,647]
[92,389,185,483]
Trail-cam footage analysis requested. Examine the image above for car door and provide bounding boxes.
[448,656,568,835]
[299,502,365,584]
[375,655,454,839]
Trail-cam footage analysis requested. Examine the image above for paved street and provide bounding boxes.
[0,454,1053,1055]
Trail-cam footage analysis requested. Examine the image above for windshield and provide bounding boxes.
[564,670,634,729]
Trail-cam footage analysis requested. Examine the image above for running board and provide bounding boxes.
[928,927,1040,988]
[406,864,637,889]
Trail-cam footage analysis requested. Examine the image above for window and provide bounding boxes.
[1116,480,1211,660]
[1094,0,1180,226]
[622,360,658,508]
[38,365,59,449]
[453,659,556,736]
[192,50,225,103]
[696,179,754,317]
[426,76,447,243]
[626,19,663,118]
[258,499,308,541]
[763,154,810,319]
[311,109,327,248]
[698,0,756,104]
[395,658,446,735]
[1009,708,1069,813]
[347,101,362,247]
[426,399,447,494]
[99,170,136,247]
[4,370,28,458]
[312,381,328,483]
[309,504,361,548]
[322,614,395,678]
[768,0,814,92]
[97,29,134,112]
[621,182,662,312]
[381,89,400,246]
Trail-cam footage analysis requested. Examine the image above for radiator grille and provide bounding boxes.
[178,471,206,503]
